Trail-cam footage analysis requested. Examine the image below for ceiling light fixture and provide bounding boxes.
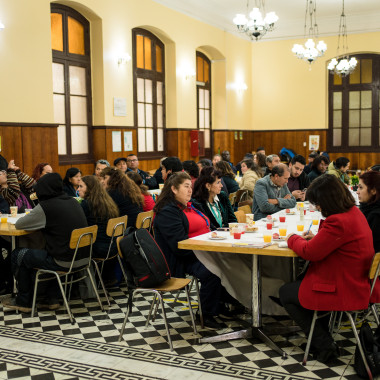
[327,0,357,77]
[233,0,278,41]
[292,0,327,66]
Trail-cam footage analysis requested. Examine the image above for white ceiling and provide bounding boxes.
[152,0,380,41]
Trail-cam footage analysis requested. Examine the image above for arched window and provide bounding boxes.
[328,54,380,152]
[196,52,211,157]
[51,4,92,164]
[132,28,165,158]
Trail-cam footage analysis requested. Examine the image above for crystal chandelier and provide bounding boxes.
[292,0,327,65]
[327,0,357,77]
[233,0,279,41]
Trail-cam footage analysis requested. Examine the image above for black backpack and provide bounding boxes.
[119,227,171,290]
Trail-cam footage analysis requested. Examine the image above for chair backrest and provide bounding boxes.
[235,189,249,204]
[229,191,237,205]
[117,236,123,258]
[369,252,380,296]
[234,210,246,223]
[106,215,128,238]
[238,204,252,215]
[136,210,153,230]
[70,225,98,249]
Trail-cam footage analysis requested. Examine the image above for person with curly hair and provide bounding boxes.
[31,163,53,182]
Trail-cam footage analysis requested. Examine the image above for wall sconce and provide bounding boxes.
[177,66,196,80]
[0,21,4,30]
[228,82,248,92]
[117,53,131,66]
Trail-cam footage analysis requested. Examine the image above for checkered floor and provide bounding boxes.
[0,284,366,380]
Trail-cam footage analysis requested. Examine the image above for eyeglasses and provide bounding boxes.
[127,159,138,162]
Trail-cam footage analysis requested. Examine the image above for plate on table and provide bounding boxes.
[245,227,259,233]
[208,236,227,240]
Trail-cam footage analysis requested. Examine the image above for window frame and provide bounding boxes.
[51,4,93,165]
[132,28,166,160]
[327,53,380,153]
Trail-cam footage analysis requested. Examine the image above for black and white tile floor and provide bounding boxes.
[0,285,365,380]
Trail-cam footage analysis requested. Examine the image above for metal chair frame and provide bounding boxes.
[135,210,153,232]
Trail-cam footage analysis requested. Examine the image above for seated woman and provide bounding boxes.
[308,155,329,182]
[126,171,155,212]
[63,168,81,197]
[78,176,119,258]
[153,172,227,330]
[279,174,374,363]
[215,161,239,194]
[182,160,199,189]
[191,167,236,230]
[239,159,262,199]
[31,163,53,181]
[100,167,143,227]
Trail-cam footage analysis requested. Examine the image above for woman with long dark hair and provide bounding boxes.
[63,168,81,197]
[126,171,155,212]
[215,160,239,194]
[100,167,143,227]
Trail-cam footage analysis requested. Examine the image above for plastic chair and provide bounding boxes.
[135,210,153,232]
[234,210,246,223]
[303,252,380,380]
[92,216,128,306]
[31,225,102,324]
[116,236,200,351]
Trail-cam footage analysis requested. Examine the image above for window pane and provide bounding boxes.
[68,16,85,55]
[157,105,163,128]
[52,63,64,93]
[349,128,360,146]
[333,73,342,85]
[58,125,67,155]
[51,13,63,51]
[360,128,372,146]
[204,61,210,83]
[333,92,342,110]
[146,128,154,151]
[199,89,205,108]
[156,45,162,73]
[205,110,210,128]
[144,36,152,70]
[69,66,86,95]
[53,94,66,124]
[70,96,87,124]
[138,128,146,152]
[333,129,341,146]
[349,91,360,109]
[137,78,145,102]
[145,79,153,103]
[199,109,205,129]
[349,60,360,84]
[204,89,210,109]
[361,109,372,127]
[205,129,210,148]
[362,59,372,83]
[157,128,164,151]
[349,110,359,128]
[145,104,153,127]
[333,110,341,128]
[197,56,204,82]
[71,126,88,154]
[137,103,145,127]
[157,82,163,104]
[136,35,144,69]
[361,91,372,108]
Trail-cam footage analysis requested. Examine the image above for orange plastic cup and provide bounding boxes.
[312,219,319,225]
[263,234,272,243]
[297,224,304,232]
[0,217,7,223]
[279,228,287,237]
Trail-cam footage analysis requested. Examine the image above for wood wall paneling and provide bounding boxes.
[0,126,23,168]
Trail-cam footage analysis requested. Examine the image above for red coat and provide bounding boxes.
[288,206,374,311]
[143,194,155,212]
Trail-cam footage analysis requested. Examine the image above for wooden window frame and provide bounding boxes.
[132,28,166,160]
[51,4,93,165]
[327,53,380,153]
[196,52,212,158]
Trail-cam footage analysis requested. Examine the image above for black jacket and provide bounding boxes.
[288,171,311,199]
[308,168,322,182]
[108,189,143,227]
[0,194,9,214]
[360,200,380,253]
[191,191,237,230]
[222,176,239,194]
[127,168,157,189]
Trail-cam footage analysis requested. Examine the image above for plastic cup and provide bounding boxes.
[159,183,164,190]
[266,222,273,230]
[279,224,287,237]
[297,221,305,232]
[245,214,254,224]
[1,216,7,223]
[10,206,18,217]
[229,222,238,236]
[263,234,272,243]
[232,226,242,239]
[312,219,319,225]
[296,202,304,210]
[279,215,286,223]
[25,209,32,214]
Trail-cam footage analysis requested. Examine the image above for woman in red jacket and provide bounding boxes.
[279,174,374,363]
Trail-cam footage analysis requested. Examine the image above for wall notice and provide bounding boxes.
[309,135,320,151]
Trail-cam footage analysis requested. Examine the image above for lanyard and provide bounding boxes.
[208,201,223,227]
[184,202,210,227]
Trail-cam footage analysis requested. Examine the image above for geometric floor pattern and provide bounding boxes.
[0,285,365,380]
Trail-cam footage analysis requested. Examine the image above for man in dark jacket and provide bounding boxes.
[287,155,310,201]
[126,154,157,189]
[3,173,88,312]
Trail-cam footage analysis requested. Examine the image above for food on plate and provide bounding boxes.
[211,231,218,238]
[246,226,258,232]
[272,232,280,239]
[285,209,290,213]
[266,215,272,219]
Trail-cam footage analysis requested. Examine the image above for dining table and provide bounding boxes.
[0,214,32,250]
[178,205,322,358]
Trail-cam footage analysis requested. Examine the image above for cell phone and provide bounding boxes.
[217,227,229,231]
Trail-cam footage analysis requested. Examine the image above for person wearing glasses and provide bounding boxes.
[126,154,157,189]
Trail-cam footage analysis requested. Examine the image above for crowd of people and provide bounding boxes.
[0,148,380,362]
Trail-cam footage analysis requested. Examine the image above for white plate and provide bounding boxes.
[245,230,259,233]
[208,236,227,240]
[285,211,297,215]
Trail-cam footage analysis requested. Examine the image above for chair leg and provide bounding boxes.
[184,284,197,335]
[31,272,41,318]
[118,290,135,342]
[146,294,157,327]
[158,292,173,351]
[346,312,373,380]
[371,304,380,325]
[173,290,182,303]
[117,256,128,286]
[194,278,203,329]
[152,296,160,322]
[303,310,318,366]
[87,267,105,311]
[93,261,110,306]
[329,311,337,334]
[55,273,74,324]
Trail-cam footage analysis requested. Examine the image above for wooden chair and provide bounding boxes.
[136,210,153,232]
[302,252,380,380]
[31,225,103,324]
[92,216,128,306]
[235,189,249,204]
[234,210,246,223]
[238,204,252,215]
[116,237,200,351]
[229,191,237,205]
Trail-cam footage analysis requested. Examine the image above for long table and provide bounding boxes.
[0,220,31,250]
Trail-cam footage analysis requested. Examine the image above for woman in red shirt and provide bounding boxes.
[279,174,374,363]
[126,171,155,212]
[153,172,226,330]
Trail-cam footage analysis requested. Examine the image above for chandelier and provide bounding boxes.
[233,0,279,41]
[292,0,327,65]
[327,0,357,77]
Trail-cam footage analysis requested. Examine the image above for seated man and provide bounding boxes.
[252,164,296,220]
[114,157,128,172]
[126,154,157,189]
[264,154,281,176]
[288,155,310,201]
[3,173,88,312]
[303,151,318,175]
[221,150,237,174]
